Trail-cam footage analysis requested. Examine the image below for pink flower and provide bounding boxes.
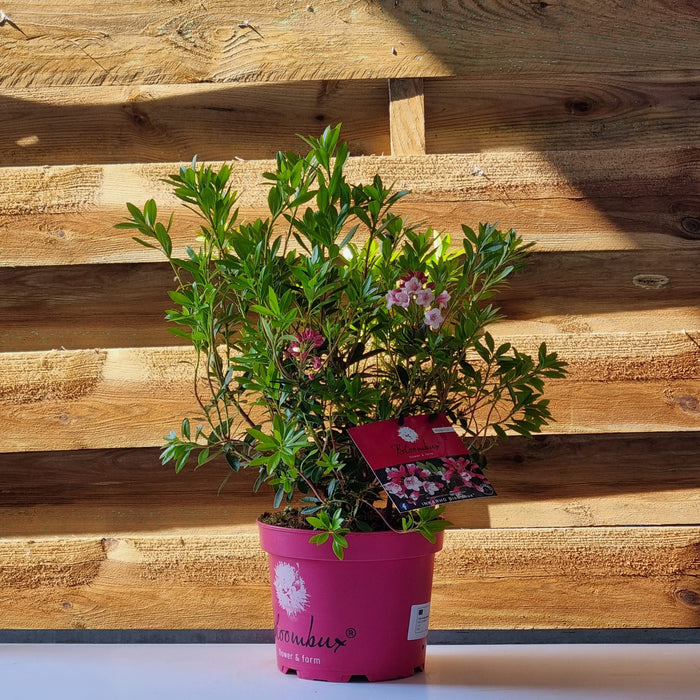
[386,288,411,309]
[403,475,424,491]
[385,464,434,503]
[414,288,435,307]
[401,270,428,285]
[438,455,489,492]
[459,470,478,486]
[386,465,406,483]
[442,456,473,471]
[402,276,423,294]
[385,481,406,497]
[424,308,444,330]
[436,290,451,309]
[286,328,324,357]
[423,481,443,496]
[407,463,430,479]
[306,356,323,379]
[285,328,325,377]
[297,328,324,348]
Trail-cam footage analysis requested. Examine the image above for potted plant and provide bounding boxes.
[118,125,567,682]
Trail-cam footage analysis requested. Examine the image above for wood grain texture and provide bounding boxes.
[2,150,695,214]
[434,527,700,629]
[1,150,698,267]
[425,71,700,153]
[0,334,697,452]
[2,198,698,269]
[389,78,425,156]
[1,72,696,163]
[451,431,700,529]
[1,254,697,351]
[0,527,697,629]
[0,81,389,167]
[0,432,698,537]
[1,1,698,87]
[0,0,698,638]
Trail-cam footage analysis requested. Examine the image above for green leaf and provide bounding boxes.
[306,515,327,530]
[143,199,157,226]
[126,202,145,223]
[225,452,241,471]
[249,304,275,317]
[131,236,157,249]
[169,291,193,307]
[396,365,410,387]
[332,535,347,560]
[267,287,280,315]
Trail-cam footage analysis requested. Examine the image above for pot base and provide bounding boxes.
[278,659,426,683]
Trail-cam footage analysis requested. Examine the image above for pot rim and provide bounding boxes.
[257,519,444,561]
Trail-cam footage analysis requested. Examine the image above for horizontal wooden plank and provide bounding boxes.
[0,150,698,267]
[497,249,700,334]
[1,1,697,87]
[1,250,698,350]
[425,71,700,153]
[3,72,697,166]
[2,150,696,214]
[2,197,698,269]
[0,432,698,537]
[434,527,700,629]
[0,526,697,628]
[0,335,697,452]
[0,447,268,538]
[0,264,178,351]
[1,81,390,167]
[456,431,700,529]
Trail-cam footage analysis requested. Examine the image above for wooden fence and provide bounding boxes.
[1,0,698,632]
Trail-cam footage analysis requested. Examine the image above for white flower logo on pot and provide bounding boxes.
[273,562,309,617]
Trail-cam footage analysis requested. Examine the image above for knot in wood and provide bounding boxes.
[675,589,700,609]
[680,216,700,238]
[565,99,593,116]
[632,274,670,290]
[675,395,699,414]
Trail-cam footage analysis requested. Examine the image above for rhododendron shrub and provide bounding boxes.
[119,125,567,557]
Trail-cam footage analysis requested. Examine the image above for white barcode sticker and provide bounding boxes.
[407,602,431,640]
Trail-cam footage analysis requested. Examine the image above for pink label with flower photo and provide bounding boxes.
[348,414,496,512]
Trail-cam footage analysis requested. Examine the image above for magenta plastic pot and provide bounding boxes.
[257,521,443,682]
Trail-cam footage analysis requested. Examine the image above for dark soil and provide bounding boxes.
[259,507,312,530]
[259,503,404,532]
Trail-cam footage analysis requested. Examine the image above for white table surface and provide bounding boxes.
[1,643,698,700]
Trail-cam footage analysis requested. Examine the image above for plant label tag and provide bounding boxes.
[407,602,431,641]
[348,414,496,512]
